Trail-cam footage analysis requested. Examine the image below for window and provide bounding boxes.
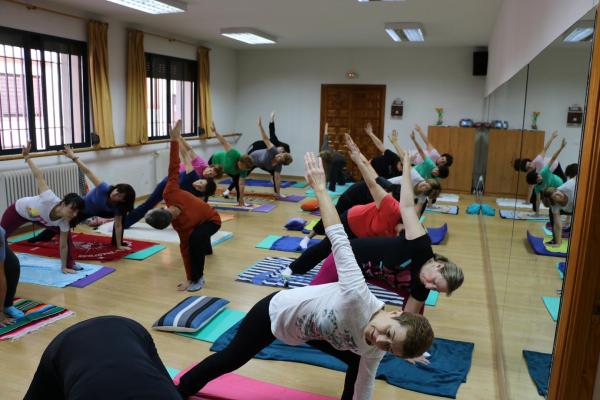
[0,27,90,155]
[146,53,197,139]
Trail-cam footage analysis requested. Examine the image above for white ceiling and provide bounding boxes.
[44,0,503,49]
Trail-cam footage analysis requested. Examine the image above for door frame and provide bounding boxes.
[548,11,600,400]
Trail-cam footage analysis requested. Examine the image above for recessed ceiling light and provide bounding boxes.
[220,28,277,45]
[384,23,425,42]
[563,26,594,42]
[106,0,186,14]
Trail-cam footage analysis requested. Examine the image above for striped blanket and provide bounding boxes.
[0,298,74,341]
[237,257,404,307]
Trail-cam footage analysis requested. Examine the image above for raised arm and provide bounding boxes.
[548,138,567,166]
[415,124,434,151]
[178,136,198,161]
[211,121,232,152]
[164,121,183,197]
[400,153,427,239]
[540,131,558,157]
[345,134,387,207]
[22,142,49,194]
[410,131,427,161]
[257,116,274,149]
[63,145,102,187]
[180,142,194,173]
[364,122,385,154]
[388,130,405,161]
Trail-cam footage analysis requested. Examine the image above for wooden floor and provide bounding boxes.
[0,185,560,399]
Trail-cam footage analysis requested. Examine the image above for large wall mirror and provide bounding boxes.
[484,7,596,399]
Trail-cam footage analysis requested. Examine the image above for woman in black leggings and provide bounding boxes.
[0,226,22,325]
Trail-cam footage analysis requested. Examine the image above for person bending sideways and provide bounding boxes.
[286,134,405,275]
[526,138,567,215]
[177,152,434,400]
[245,115,293,198]
[320,122,349,192]
[30,145,135,249]
[364,123,402,179]
[408,124,454,167]
[0,142,84,274]
[0,227,22,325]
[208,122,254,206]
[513,131,568,212]
[24,316,182,400]
[145,121,222,292]
[298,143,464,317]
[411,130,449,181]
[543,176,577,246]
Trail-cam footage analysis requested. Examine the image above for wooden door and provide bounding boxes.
[485,129,545,197]
[428,126,476,193]
[320,85,386,179]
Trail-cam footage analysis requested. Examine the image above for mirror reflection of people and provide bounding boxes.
[176,152,434,400]
[542,173,577,247]
[526,138,567,215]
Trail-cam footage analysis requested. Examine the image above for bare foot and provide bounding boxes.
[62,268,77,274]
[177,281,191,291]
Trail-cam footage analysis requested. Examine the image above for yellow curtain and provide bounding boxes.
[88,21,115,148]
[198,47,213,137]
[125,30,148,145]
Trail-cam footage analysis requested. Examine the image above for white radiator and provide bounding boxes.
[0,164,81,212]
[154,149,170,186]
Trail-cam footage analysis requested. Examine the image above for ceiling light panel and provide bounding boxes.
[563,27,594,42]
[106,0,187,14]
[220,28,277,45]
[384,23,425,42]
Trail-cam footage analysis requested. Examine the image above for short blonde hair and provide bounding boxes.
[280,153,293,166]
[434,253,464,296]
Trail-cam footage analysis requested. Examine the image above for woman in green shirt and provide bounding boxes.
[526,138,567,214]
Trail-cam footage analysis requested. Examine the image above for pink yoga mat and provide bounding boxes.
[174,368,336,400]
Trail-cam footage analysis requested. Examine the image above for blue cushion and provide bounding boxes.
[153,296,229,333]
[284,217,307,231]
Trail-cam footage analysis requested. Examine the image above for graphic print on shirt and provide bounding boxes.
[361,260,412,289]
[26,207,50,225]
[295,309,357,350]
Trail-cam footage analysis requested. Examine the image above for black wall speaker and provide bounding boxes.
[473,51,488,76]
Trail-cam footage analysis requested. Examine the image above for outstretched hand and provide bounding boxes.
[170,120,182,139]
[561,138,567,147]
[415,124,424,135]
[22,141,31,159]
[389,129,398,144]
[210,121,217,135]
[406,354,431,366]
[270,111,275,122]
[63,145,76,160]
[345,133,361,162]
[304,152,326,192]
[364,122,373,135]
[258,116,263,128]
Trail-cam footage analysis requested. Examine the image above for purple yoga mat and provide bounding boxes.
[69,266,115,288]
[280,195,305,202]
[310,210,321,216]
[253,204,277,213]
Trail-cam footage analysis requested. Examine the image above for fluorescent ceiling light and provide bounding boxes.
[357,0,405,2]
[106,0,186,14]
[563,26,594,42]
[384,23,425,42]
[220,28,276,45]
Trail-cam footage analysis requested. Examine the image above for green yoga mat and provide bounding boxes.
[304,218,320,231]
[166,366,180,379]
[292,181,308,188]
[542,296,560,321]
[425,290,439,306]
[256,235,281,249]
[124,244,166,260]
[177,309,246,343]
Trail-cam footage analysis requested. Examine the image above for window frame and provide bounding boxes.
[145,52,198,141]
[0,26,91,156]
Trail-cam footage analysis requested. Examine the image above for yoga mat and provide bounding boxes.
[10,232,156,262]
[177,309,246,343]
[124,244,166,260]
[237,257,405,307]
[543,238,569,254]
[17,253,103,288]
[219,178,296,188]
[527,231,567,257]
[173,369,337,400]
[425,290,439,306]
[255,235,321,253]
[556,262,566,279]
[233,192,305,203]
[310,210,321,216]
[211,322,474,399]
[304,218,320,231]
[305,183,353,197]
[542,225,570,238]
[496,198,549,210]
[255,235,281,249]
[0,298,74,341]
[7,231,37,243]
[98,221,233,246]
[210,202,277,213]
[69,266,115,288]
[436,193,459,203]
[292,181,308,188]
[280,195,306,202]
[523,350,552,396]
[166,366,180,380]
[427,224,448,245]
[500,210,548,221]
[542,297,560,321]
[425,204,458,215]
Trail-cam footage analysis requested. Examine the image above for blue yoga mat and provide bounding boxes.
[527,231,567,257]
[305,183,353,198]
[17,253,103,288]
[523,350,552,396]
[271,236,322,252]
[211,321,474,398]
[556,262,566,279]
[427,224,448,245]
[219,178,295,188]
[542,296,560,321]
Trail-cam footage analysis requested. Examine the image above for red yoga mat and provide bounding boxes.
[173,368,336,400]
[10,232,156,262]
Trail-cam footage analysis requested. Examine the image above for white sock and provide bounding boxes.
[299,236,310,250]
[223,189,230,196]
[280,267,293,279]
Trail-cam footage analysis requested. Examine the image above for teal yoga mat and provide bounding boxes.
[425,291,439,306]
[542,296,560,321]
[7,231,37,243]
[256,235,281,249]
[177,309,246,343]
[292,181,308,188]
[124,244,166,260]
[166,366,180,379]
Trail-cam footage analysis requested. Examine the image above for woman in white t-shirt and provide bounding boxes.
[543,178,577,246]
[0,143,85,274]
[177,153,434,400]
